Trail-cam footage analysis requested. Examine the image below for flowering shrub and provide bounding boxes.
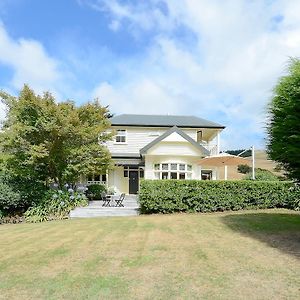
[24,189,88,223]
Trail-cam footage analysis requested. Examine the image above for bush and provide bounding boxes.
[0,181,22,213]
[237,164,251,174]
[1,172,48,211]
[24,189,88,223]
[244,169,279,181]
[86,184,107,200]
[139,180,299,214]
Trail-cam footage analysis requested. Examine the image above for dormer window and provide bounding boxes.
[115,130,126,143]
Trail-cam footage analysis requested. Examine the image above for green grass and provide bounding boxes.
[0,209,299,299]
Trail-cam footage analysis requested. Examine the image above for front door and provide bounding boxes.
[129,171,139,194]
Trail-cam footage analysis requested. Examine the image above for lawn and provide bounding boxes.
[0,209,299,299]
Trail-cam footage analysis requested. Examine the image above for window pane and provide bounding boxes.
[187,164,192,171]
[154,164,160,170]
[179,173,185,180]
[171,163,177,170]
[162,172,169,179]
[170,172,177,179]
[179,164,185,171]
[162,164,168,170]
[154,172,160,179]
[201,170,212,180]
[116,130,126,143]
[102,174,107,182]
[117,130,126,135]
[94,175,100,181]
[139,170,144,178]
[87,175,93,182]
[124,170,128,177]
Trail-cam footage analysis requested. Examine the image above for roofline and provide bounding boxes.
[140,126,210,156]
[111,154,141,159]
[111,123,226,129]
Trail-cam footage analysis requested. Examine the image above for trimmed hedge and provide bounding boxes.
[139,180,300,214]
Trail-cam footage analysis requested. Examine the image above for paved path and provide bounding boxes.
[70,195,139,218]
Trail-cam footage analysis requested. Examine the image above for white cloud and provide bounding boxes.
[89,0,300,149]
[0,22,61,94]
[93,79,183,115]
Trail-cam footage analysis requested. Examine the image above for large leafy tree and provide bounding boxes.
[0,85,113,187]
[267,58,300,181]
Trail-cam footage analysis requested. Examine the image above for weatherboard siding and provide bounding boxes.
[106,127,197,154]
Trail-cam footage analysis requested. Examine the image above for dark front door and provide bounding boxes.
[129,171,139,194]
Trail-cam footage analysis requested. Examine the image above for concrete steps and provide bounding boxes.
[70,195,140,218]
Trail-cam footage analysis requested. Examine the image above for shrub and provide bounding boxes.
[24,189,88,223]
[86,184,107,200]
[0,181,22,213]
[244,169,279,181]
[139,180,299,214]
[237,164,251,174]
[1,172,48,211]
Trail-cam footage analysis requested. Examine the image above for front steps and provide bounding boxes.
[70,195,139,218]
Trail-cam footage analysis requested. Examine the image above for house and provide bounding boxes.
[86,114,225,194]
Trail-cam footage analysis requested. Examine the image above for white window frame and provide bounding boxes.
[115,129,127,143]
[153,163,193,180]
[87,174,107,185]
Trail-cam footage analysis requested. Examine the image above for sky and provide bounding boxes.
[0,0,300,150]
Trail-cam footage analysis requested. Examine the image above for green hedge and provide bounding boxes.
[139,180,300,214]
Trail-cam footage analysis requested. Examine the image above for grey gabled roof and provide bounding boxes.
[110,114,225,129]
[140,126,210,156]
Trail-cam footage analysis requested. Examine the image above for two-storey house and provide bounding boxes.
[88,114,225,194]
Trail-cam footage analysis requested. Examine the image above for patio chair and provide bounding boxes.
[102,193,112,207]
[115,193,125,207]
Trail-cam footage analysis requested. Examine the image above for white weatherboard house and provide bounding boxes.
[86,114,225,194]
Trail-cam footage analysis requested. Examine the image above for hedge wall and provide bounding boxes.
[139,180,300,214]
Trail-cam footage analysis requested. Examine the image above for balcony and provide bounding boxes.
[199,142,219,156]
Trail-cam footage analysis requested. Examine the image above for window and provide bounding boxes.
[201,170,212,180]
[179,173,185,180]
[115,130,126,143]
[162,164,168,170]
[154,164,160,170]
[171,163,177,170]
[197,130,203,142]
[162,172,168,179]
[87,174,107,184]
[139,170,144,178]
[170,172,177,179]
[153,163,192,180]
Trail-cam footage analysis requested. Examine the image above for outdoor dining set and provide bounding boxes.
[101,193,126,207]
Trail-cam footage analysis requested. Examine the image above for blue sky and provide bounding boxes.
[1,0,300,149]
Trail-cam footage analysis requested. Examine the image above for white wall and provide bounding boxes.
[108,167,129,194]
[106,126,212,154]
[147,141,205,157]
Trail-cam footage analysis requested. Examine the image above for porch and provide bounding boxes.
[70,194,139,218]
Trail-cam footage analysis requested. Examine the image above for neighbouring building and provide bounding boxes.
[83,114,225,194]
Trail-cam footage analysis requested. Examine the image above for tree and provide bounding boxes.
[267,58,300,182]
[0,85,113,188]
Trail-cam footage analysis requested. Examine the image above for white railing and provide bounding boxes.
[199,143,218,156]
[87,181,106,185]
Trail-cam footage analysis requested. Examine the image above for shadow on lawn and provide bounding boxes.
[221,212,300,259]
